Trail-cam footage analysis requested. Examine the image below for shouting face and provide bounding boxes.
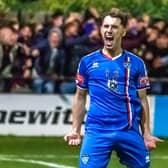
[101,15,126,51]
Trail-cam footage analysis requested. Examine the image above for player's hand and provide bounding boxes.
[143,134,164,150]
[64,132,82,146]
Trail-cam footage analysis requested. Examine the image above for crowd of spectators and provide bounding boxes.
[0,8,168,94]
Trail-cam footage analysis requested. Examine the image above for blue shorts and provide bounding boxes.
[80,128,150,168]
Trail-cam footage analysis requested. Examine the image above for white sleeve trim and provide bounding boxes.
[137,86,150,91]
[77,85,88,90]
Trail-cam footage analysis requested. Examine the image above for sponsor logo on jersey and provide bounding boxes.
[145,155,150,163]
[107,70,119,93]
[107,79,118,91]
[140,76,149,85]
[92,62,99,68]
[76,73,84,84]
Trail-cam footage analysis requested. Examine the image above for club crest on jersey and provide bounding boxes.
[124,62,131,69]
[81,155,89,164]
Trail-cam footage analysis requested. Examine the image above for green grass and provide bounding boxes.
[0,136,167,168]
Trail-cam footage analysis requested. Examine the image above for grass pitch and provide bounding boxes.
[0,136,167,168]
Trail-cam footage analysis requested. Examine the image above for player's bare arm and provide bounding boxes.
[138,89,150,135]
[138,89,163,150]
[64,87,87,145]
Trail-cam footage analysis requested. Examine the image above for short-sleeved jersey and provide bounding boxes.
[76,50,150,131]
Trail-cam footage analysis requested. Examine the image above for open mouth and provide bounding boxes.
[105,36,114,46]
[105,36,113,41]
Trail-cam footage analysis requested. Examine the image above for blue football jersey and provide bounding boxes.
[76,50,150,130]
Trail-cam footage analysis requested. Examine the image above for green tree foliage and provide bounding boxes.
[0,0,168,20]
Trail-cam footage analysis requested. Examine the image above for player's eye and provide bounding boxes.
[103,24,109,28]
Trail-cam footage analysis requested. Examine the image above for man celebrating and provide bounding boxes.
[65,8,162,168]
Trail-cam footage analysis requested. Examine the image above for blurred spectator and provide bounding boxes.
[9,24,35,92]
[33,22,46,45]
[0,10,168,94]
[31,27,64,93]
[83,7,100,23]
[61,18,101,93]
[142,26,160,74]
[153,31,168,72]
[145,26,159,49]
[150,31,168,94]
[142,14,151,28]
[51,11,64,29]
[65,12,83,25]
[0,26,19,92]
[153,18,166,32]
[122,17,146,52]
[9,19,20,32]
[42,10,64,39]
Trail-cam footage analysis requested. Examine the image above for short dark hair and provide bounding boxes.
[52,10,64,19]
[101,8,129,27]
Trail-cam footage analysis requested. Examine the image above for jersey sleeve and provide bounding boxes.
[75,58,88,90]
[136,60,150,90]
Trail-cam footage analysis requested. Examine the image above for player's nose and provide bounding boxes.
[107,25,113,32]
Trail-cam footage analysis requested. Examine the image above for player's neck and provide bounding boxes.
[102,47,123,58]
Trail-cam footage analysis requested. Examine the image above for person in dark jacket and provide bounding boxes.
[31,28,64,93]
